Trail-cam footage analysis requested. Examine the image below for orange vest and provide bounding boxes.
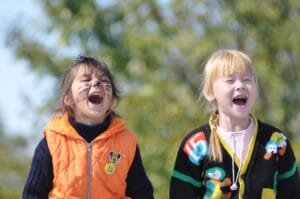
[44,114,136,199]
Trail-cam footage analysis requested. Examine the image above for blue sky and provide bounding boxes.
[0,0,54,138]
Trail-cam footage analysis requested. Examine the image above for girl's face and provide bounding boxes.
[208,71,257,126]
[64,66,114,125]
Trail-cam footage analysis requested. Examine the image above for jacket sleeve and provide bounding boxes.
[276,137,300,199]
[125,145,154,199]
[23,138,53,199]
[170,131,207,199]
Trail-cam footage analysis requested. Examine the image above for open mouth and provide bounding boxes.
[88,94,103,105]
[233,96,247,105]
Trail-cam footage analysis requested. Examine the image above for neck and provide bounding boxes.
[218,114,251,132]
[74,115,106,125]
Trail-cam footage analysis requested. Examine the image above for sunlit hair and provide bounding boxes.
[202,49,257,100]
[200,49,257,162]
[56,55,121,117]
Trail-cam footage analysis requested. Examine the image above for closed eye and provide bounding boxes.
[243,77,252,82]
[225,79,234,83]
[100,80,110,84]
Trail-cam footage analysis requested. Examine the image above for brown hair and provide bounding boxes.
[56,55,121,117]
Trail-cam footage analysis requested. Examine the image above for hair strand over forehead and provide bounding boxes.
[56,55,121,116]
[201,49,257,101]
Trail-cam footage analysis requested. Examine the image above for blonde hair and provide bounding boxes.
[201,49,257,162]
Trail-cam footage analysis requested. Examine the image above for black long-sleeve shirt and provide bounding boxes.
[23,116,154,199]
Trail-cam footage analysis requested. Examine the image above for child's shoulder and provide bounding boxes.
[256,118,288,139]
[180,124,211,144]
[257,118,285,133]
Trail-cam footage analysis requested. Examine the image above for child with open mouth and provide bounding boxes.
[23,55,154,199]
[170,49,300,199]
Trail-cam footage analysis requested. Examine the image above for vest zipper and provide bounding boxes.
[87,142,92,199]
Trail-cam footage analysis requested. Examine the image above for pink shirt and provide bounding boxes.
[217,118,254,162]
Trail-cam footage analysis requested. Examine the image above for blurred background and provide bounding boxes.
[0,0,299,198]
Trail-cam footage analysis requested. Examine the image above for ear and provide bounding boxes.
[64,95,74,106]
[203,90,215,102]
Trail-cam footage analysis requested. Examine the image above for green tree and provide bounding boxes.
[5,0,300,198]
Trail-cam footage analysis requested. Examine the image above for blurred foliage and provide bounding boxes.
[293,141,300,165]
[0,123,29,199]
[3,0,300,198]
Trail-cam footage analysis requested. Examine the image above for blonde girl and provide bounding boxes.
[170,49,300,199]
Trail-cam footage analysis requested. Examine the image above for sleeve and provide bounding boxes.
[170,131,208,199]
[276,136,300,199]
[125,145,154,199]
[22,138,54,199]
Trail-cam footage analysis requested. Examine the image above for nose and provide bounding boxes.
[92,80,101,87]
[236,80,245,90]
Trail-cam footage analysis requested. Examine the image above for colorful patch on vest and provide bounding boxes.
[264,132,287,160]
[104,151,121,175]
[183,131,208,166]
[109,151,121,164]
[204,167,232,199]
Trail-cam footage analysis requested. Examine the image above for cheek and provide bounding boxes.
[249,89,258,104]
[104,84,112,92]
[72,83,89,99]
[107,92,114,103]
[248,84,257,97]
[77,83,89,93]
[102,84,113,97]
[107,89,115,103]
[213,84,228,97]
